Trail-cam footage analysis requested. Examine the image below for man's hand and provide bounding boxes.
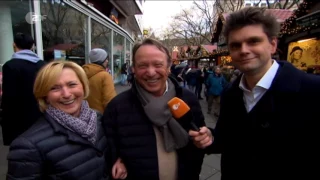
[112,158,127,179]
[189,126,213,149]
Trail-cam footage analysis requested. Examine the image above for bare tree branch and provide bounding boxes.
[283,0,289,9]
[274,1,283,9]
[215,0,243,13]
[286,0,300,9]
[266,0,272,9]
[161,0,214,47]
[265,0,301,9]
[254,0,262,7]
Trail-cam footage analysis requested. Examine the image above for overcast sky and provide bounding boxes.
[142,0,194,35]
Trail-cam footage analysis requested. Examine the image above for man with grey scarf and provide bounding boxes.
[1,33,45,145]
[103,38,206,180]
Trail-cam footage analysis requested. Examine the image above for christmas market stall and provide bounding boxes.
[178,45,199,68]
[198,45,217,67]
[173,45,217,68]
[171,46,179,65]
[211,13,232,67]
[278,0,320,73]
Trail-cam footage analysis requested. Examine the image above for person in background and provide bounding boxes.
[7,61,127,180]
[203,66,211,101]
[189,7,320,180]
[103,38,205,180]
[127,64,134,86]
[83,48,116,113]
[205,67,227,116]
[177,64,189,88]
[120,63,128,86]
[230,69,241,83]
[170,64,181,83]
[171,62,187,87]
[195,64,205,100]
[1,33,45,146]
[185,67,198,93]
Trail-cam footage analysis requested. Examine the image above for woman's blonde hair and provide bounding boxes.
[34,61,89,112]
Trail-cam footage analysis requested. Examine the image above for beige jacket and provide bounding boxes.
[83,64,116,113]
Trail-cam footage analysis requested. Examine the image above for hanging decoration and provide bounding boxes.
[279,0,318,37]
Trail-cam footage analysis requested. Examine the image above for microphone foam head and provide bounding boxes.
[167,97,190,119]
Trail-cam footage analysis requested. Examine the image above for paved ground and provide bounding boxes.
[0,128,8,180]
[0,84,221,180]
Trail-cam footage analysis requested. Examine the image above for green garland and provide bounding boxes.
[279,0,318,37]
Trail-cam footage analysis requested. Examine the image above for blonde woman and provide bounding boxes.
[7,61,127,180]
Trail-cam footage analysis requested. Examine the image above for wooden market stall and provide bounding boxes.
[171,45,217,68]
[278,0,320,73]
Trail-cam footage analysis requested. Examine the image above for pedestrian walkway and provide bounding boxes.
[0,84,221,180]
[199,97,221,180]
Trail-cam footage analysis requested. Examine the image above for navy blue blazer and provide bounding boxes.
[208,61,320,180]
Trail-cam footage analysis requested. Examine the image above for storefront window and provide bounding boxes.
[0,0,34,67]
[126,39,131,65]
[113,32,124,83]
[91,19,112,73]
[40,0,87,65]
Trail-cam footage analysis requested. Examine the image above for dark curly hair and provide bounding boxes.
[223,7,280,42]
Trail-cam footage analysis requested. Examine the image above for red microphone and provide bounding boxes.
[168,97,200,131]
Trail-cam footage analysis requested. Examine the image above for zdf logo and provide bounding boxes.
[25,12,47,24]
[172,102,180,111]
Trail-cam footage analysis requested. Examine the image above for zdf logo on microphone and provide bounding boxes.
[25,12,47,24]
[172,103,180,110]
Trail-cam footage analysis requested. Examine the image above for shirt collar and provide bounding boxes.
[239,60,279,91]
[163,80,169,95]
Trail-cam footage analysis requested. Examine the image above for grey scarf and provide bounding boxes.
[135,79,189,152]
[46,101,98,144]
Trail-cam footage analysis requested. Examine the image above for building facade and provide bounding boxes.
[0,0,143,83]
[244,0,272,7]
[244,0,299,9]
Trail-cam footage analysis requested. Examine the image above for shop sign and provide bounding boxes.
[25,12,47,24]
[143,29,148,36]
[54,49,66,60]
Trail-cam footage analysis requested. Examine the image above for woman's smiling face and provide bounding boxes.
[46,68,84,117]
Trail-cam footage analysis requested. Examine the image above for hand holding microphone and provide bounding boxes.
[167,97,213,149]
[189,127,213,149]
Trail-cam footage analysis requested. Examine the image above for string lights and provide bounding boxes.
[177,48,229,61]
[279,0,318,37]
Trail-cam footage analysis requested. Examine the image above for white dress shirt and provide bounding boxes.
[163,80,169,95]
[239,60,279,112]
